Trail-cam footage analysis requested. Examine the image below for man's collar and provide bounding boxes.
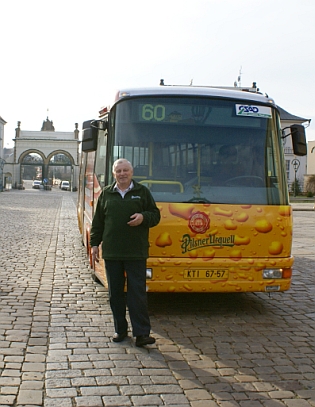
[114,180,134,193]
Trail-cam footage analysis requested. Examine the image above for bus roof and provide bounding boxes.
[98,86,276,117]
[113,86,275,105]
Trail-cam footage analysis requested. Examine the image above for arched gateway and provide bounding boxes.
[4,118,80,189]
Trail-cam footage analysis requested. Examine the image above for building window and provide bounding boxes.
[286,160,290,181]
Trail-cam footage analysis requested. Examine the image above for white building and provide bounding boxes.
[0,116,7,191]
[3,118,80,190]
[0,116,5,154]
[306,140,315,174]
[278,106,311,193]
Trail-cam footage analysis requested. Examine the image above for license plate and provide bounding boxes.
[184,269,229,279]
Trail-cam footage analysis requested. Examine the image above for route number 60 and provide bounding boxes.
[141,104,165,121]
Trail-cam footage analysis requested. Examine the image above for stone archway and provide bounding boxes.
[47,150,74,186]
[20,150,45,181]
[6,119,80,188]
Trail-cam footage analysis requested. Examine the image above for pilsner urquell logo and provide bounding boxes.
[188,211,210,234]
[175,210,236,254]
[181,211,235,254]
[181,233,235,254]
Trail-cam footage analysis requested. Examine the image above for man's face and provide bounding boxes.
[113,162,133,189]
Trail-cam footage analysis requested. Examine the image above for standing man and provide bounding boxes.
[90,158,161,346]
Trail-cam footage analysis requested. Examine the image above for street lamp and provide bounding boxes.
[0,157,6,192]
[291,158,300,197]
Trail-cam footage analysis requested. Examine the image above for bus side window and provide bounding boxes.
[94,131,107,188]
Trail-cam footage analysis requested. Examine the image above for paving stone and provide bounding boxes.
[0,386,19,395]
[101,395,132,406]
[190,401,219,407]
[268,390,295,399]
[0,395,16,405]
[22,372,44,381]
[20,381,44,390]
[44,398,73,407]
[25,354,46,363]
[74,396,103,406]
[0,377,20,386]
[45,388,77,398]
[283,401,314,407]
[16,389,43,405]
[22,362,46,372]
[131,394,163,405]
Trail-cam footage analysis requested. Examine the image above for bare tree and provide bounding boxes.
[305,175,315,196]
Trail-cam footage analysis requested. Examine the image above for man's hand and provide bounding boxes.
[91,246,99,268]
[127,213,144,226]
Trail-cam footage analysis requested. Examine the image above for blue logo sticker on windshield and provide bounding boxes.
[236,104,272,118]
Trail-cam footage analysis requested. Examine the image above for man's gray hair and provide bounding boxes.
[112,158,133,172]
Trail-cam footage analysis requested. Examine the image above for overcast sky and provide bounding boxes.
[1,0,315,147]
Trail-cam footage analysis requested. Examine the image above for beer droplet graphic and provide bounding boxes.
[254,219,273,233]
[168,203,194,220]
[268,241,283,255]
[155,232,172,247]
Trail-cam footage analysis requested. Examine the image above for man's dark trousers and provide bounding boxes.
[104,259,151,337]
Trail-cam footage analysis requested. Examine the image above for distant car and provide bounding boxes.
[60,181,70,191]
[32,180,42,189]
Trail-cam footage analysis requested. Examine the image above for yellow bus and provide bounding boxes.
[77,84,307,293]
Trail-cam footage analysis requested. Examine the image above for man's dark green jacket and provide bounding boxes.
[90,180,161,260]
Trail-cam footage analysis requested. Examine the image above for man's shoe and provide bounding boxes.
[112,332,127,342]
[136,335,156,347]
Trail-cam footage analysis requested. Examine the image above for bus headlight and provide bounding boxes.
[146,268,153,279]
[263,269,284,279]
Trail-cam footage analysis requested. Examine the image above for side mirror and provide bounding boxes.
[291,124,307,156]
[82,120,98,152]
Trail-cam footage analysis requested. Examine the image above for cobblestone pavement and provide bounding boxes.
[0,189,314,407]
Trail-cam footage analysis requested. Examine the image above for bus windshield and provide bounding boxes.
[109,96,287,205]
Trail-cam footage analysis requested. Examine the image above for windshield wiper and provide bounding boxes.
[183,198,211,203]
